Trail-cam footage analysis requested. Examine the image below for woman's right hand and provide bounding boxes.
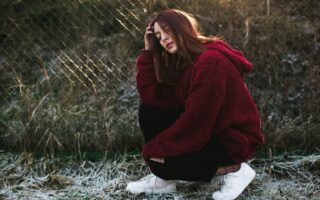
[144,24,154,50]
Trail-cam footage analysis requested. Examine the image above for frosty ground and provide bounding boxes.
[0,152,319,200]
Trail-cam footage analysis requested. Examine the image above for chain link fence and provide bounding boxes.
[0,0,319,153]
[1,0,146,93]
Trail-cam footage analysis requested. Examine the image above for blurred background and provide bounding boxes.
[0,0,319,157]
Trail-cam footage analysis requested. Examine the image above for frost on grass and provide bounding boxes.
[0,152,320,199]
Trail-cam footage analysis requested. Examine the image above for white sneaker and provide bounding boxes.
[212,162,256,200]
[126,174,177,194]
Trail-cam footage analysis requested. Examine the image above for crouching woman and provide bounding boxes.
[126,9,265,200]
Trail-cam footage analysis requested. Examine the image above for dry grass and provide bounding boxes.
[0,152,319,199]
[1,3,319,199]
[0,0,319,172]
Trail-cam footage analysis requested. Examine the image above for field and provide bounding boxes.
[0,0,319,199]
[1,152,319,199]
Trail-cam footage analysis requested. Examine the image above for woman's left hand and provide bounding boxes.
[150,157,165,163]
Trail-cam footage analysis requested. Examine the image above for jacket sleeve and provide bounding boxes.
[136,50,176,108]
[142,55,227,160]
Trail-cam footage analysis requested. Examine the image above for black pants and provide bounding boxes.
[138,102,234,182]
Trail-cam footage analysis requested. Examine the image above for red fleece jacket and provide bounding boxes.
[136,41,265,164]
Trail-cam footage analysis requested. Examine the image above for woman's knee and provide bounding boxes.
[138,102,177,122]
[138,102,180,140]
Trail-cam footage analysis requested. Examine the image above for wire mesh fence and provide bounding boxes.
[0,0,319,153]
[1,0,145,93]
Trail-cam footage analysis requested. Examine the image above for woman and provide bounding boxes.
[126,9,264,200]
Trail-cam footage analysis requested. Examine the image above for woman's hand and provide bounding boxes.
[144,23,154,50]
[150,157,164,164]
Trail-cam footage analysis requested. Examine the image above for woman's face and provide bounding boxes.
[153,22,178,54]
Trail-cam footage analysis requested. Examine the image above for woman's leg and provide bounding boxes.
[138,102,236,182]
[148,137,235,182]
[130,102,253,196]
[138,102,181,143]
[126,102,181,194]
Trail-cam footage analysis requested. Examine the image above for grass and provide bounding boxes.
[0,0,319,179]
[0,152,319,199]
[1,1,319,198]
[0,0,320,200]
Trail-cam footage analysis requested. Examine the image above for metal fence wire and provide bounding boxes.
[1,0,148,93]
[0,0,319,151]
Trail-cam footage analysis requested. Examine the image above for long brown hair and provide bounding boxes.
[149,9,220,85]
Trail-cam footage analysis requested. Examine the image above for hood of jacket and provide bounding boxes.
[205,41,253,75]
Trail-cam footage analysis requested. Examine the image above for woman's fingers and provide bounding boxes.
[145,27,154,37]
[146,25,153,32]
[146,24,153,29]
[144,24,154,50]
[150,157,165,163]
[145,30,153,35]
